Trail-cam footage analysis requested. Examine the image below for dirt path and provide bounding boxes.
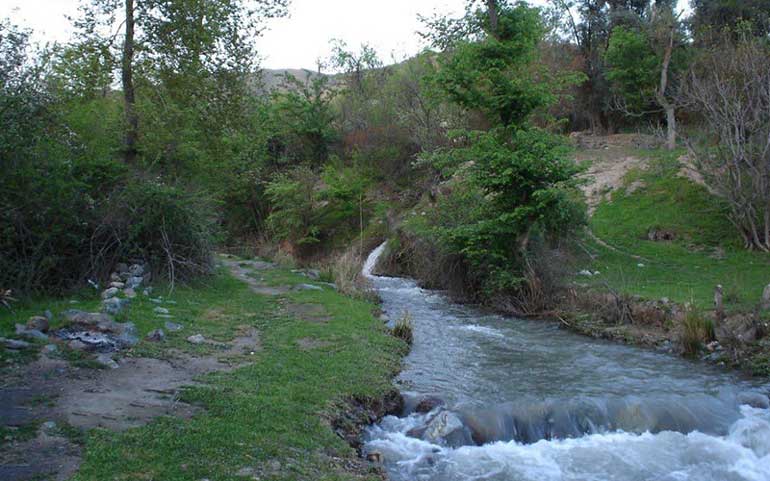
[0,262,267,481]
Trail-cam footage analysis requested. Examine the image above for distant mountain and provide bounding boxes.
[259,68,331,92]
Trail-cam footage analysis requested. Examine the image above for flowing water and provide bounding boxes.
[362,242,770,481]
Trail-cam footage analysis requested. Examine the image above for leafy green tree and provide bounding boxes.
[422,2,586,296]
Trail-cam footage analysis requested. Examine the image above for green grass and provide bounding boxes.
[582,148,770,310]
[2,262,405,481]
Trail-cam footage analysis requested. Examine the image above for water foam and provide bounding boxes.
[366,407,770,481]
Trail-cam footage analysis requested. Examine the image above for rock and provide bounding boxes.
[306,269,321,280]
[150,298,163,304]
[15,324,48,341]
[235,467,255,477]
[146,329,165,342]
[27,316,49,332]
[109,281,126,289]
[762,284,770,310]
[578,270,594,277]
[366,451,384,463]
[0,337,31,349]
[706,341,721,352]
[292,283,323,292]
[738,392,770,409]
[116,263,129,274]
[156,314,174,319]
[123,288,137,298]
[423,411,471,447]
[42,421,57,431]
[187,334,206,345]
[96,353,119,369]
[101,287,120,299]
[42,344,58,355]
[647,228,676,241]
[110,272,122,282]
[62,310,114,327]
[164,321,183,332]
[406,425,428,439]
[68,340,88,351]
[415,396,445,413]
[154,307,170,315]
[143,288,153,296]
[102,297,130,315]
[126,276,143,289]
[128,264,145,277]
[44,310,53,321]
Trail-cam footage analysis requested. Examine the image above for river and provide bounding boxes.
[362,242,770,481]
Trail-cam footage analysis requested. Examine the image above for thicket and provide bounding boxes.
[3,0,769,303]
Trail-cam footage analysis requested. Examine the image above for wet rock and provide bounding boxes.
[27,316,49,332]
[366,451,384,463]
[101,287,120,299]
[187,334,206,345]
[406,425,428,439]
[415,396,445,413]
[423,411,472,447]
[102,297,130,315]
[96,353,119,369]
[738,392,770,409]
[164,321,183,332]
[146,329,165,342]
[0,337,31,349]
[154,307,170,315]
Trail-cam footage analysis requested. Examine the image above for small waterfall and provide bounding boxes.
[363,241,387,278]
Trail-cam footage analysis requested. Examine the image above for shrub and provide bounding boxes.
[94,181,217,286]
[392,311,414,345]
[680,304,715,355]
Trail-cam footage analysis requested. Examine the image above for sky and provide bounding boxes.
[1,0,690,70]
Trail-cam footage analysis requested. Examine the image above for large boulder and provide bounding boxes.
[415,396,445,414]
[423,411,473,447]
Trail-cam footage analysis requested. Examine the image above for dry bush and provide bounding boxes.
[681,35,770,251]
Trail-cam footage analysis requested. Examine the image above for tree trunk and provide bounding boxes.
[487,0,499,38]
[122,0,138,163]
[657,24,676,150]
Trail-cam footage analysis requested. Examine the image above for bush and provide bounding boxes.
[94,181,217,285]
[680,304,715,355]
[392,311,414,345]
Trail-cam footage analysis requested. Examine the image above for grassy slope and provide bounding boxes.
[1,262,405,481]
[582,148,770,311]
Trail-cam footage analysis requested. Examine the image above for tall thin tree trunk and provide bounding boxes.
[122,0,138,163]
[487,0,499,37]
[657,25,676,150]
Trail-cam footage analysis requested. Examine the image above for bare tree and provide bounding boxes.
[681,37,770,251]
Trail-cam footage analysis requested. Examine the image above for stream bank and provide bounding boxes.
[362,242,770,481]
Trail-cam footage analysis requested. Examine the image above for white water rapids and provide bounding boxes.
[362,242,770,481]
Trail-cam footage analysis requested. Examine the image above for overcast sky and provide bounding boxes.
[1,0,690,70]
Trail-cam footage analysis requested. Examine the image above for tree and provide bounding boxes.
[691,0,770,39]
[681,35,770,251]
[122,0,137,163]
[605,4,684,149]
[421,2,585,295]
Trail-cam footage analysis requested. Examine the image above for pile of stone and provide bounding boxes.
[101,262,151,315]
